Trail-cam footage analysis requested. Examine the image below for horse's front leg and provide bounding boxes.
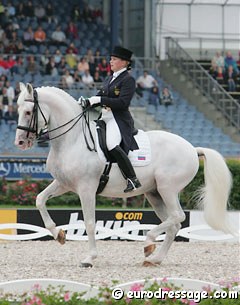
[79,189,97,268]
[36,179,68,243]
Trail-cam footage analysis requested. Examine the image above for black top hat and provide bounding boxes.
[111,46,133,62]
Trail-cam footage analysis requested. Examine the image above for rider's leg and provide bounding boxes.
[105,115,141,193]
[109,145,141,192]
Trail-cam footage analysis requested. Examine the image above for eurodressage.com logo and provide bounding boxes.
[0,162,11,177]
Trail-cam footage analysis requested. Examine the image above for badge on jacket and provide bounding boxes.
[114,86,120,96]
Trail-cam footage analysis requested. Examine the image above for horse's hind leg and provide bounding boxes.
[144,190,184,266]
[36,179,68,243]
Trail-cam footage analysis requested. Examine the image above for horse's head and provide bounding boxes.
[15,82,48,150]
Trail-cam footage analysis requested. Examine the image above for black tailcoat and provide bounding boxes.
[97,70,138,153]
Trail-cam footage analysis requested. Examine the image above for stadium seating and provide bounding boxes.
[0,0,239,158]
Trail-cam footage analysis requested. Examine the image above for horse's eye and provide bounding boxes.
[25,111,31,116]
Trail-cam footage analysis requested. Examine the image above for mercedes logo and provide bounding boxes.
[0,162,11,177]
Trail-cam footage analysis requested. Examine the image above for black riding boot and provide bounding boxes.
[109,145,141,193]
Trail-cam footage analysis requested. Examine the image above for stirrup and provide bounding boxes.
[124,178,141,193]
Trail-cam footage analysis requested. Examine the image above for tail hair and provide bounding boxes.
[196,147,237,236]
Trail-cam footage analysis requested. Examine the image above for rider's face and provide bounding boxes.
[110,56,128,72]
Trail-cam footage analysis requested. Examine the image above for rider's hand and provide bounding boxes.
[89,96,101,106]
[78,96,90,108]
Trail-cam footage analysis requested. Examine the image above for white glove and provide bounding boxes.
[89,96,101,106]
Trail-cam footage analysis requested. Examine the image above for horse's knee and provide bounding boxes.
[85,221,96,236]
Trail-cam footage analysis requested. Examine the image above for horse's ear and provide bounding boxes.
[19,82,26,92]
[26,83,33,95]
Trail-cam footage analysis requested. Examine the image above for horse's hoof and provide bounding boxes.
[80,262,93,268]
[144,244,156,257]
[142,260,159,267]
[57,229,66,245]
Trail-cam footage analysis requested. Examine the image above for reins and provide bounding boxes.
[17,89,97,152]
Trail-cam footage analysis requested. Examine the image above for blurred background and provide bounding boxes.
[0,0,239,168]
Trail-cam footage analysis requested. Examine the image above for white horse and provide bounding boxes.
[15,83,233,267]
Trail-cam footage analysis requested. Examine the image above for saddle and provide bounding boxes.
[95,120,151,194]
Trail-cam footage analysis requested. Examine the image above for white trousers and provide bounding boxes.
[101,109,121,151]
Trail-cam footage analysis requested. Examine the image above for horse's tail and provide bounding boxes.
[196,147,235,235]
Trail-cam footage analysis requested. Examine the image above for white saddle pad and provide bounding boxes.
[96,129,151,167]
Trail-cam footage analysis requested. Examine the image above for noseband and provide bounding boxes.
[17,89,48,139]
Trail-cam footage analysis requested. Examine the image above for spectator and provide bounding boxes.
[0,56,10,75]
[224,51,239,74]
[54,49,62,66]
[73,70,82,84]
[34,4,46,22]
[94,49,101,66]
[5,80,14,106]
[237,51,240,66]
[149,86,160,108]
[26,55,39,74]
[24,1,34,19]
[23,26,34,46]
[51,25,67,46]
[0,25,5,41]
[77,57,89,76]
[57,56,67,75]
[224,65,237,92]
[62,69,74,88]
[45,56,58,76]
[66,42,78,55]
[86,48,96,76]
[136,70,158,96]
[65,49,77,69]
[16,41,25,54]
[65,21,78,40]
[0,2,6,24]
[15,2,25,20]
[98,57,111,78]
[40,48,50,73]
[71,5,81,22]
[5,23,15,40]
[93,70,103,89]
[45,3,55,24]
[34,26,46,44]
[160,86,173,108]
[0,86,14,121]
[82,69,94,87]
[211,51,224,70]
[216,66,224,85]
[4,40,19,54]
[92,6,103,23]
[5,55,18,74]
[93,70,103,83]
[6,2,16,20]
[82,4,93,23]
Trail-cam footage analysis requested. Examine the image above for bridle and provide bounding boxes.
[17,89,96,151]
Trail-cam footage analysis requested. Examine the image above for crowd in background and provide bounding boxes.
[209,50,240,93]
[1,1,240,125]
[0,0,108,123]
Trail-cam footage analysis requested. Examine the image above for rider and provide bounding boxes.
[83,46,141,193]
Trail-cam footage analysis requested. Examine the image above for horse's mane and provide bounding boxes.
[37,86,77,104]
[18,85,77,106]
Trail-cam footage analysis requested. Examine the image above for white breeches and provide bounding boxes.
[101,109,121,151]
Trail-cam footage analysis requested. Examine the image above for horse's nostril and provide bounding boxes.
[19,140,24,145]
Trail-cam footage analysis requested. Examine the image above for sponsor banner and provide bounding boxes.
[17,209,190,241]
[0,159,52,180]
[0,210,17,236]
